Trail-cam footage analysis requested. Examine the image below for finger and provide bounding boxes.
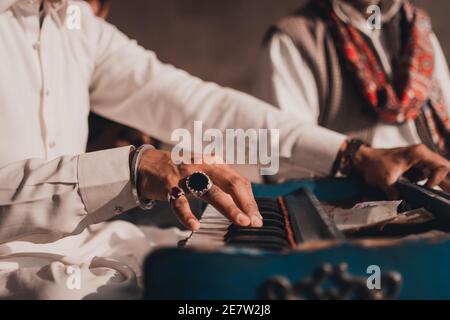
[404,165,430,183]
[167,175,200,231]
[425,166,449,189]
[202,185,260,227]
[170,194,200,231]
[207,169,262,222]
[440,177,450,193]
[375,168,402,200]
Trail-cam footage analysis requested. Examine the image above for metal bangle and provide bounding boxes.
[337,139,368,177]
[130,144,156,210]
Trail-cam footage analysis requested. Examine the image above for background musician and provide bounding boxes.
[256,0,450,193]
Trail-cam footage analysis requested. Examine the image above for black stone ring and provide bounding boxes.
[167,186,186,203]
[185,171,213,198]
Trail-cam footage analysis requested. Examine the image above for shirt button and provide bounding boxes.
[48,141,56,149]
[45,90,50,97]
[32,42,40,50]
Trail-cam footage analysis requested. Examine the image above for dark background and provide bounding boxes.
[107,0,450,94]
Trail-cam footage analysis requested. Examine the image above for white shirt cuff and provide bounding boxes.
[77,146,136,224]
[289,126,347,176]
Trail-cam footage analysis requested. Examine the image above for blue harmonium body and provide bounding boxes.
[144,178,450,300]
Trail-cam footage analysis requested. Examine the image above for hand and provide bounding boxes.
[353,144,450,197]
[135,150,263,231]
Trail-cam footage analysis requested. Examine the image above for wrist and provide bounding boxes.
[130,144,157,210]
[353,144,374,173]
[332,139,369,177]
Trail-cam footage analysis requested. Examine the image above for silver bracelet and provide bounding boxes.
[130,144,156,210]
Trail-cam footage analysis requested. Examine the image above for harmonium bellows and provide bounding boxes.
[144,178,450,300]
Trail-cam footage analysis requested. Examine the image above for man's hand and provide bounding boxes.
[136,150,263,231]
[353,144,450,197]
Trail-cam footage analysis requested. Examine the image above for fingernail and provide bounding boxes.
[251,216,263,227]
[257,211,263,220]
[237,213,251,226]
[188,219,200,231]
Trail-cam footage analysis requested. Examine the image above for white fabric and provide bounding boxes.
[0,146,152,299]
[255,0,450,179]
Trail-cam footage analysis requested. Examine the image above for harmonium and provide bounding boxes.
[143,178,450,300]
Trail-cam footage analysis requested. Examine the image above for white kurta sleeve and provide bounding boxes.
[254,33,347,178]
[0,146,135,244]
[87,13,345,177]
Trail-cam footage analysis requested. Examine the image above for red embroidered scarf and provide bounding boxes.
[318,0,450,154]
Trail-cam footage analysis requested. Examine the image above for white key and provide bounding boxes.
[185,205,236,247]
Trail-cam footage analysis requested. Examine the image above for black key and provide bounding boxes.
[263,219,286,229]
[226,227,287,240]
[260,212,285,222]
[228,224,285,235]
[258,207,280,214]
[256,198,280,212]
[227,235,290,247]
[258,206,280,213]
[256,197,278,205]
[260,208,282,213]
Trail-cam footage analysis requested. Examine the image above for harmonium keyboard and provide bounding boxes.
[181,189,344,250]
[144,178,450,300]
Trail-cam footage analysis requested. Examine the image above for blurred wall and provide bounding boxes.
[108,0,450,94]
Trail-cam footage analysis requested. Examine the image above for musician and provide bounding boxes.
[256,0,450,191]
[0,0,449,299]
